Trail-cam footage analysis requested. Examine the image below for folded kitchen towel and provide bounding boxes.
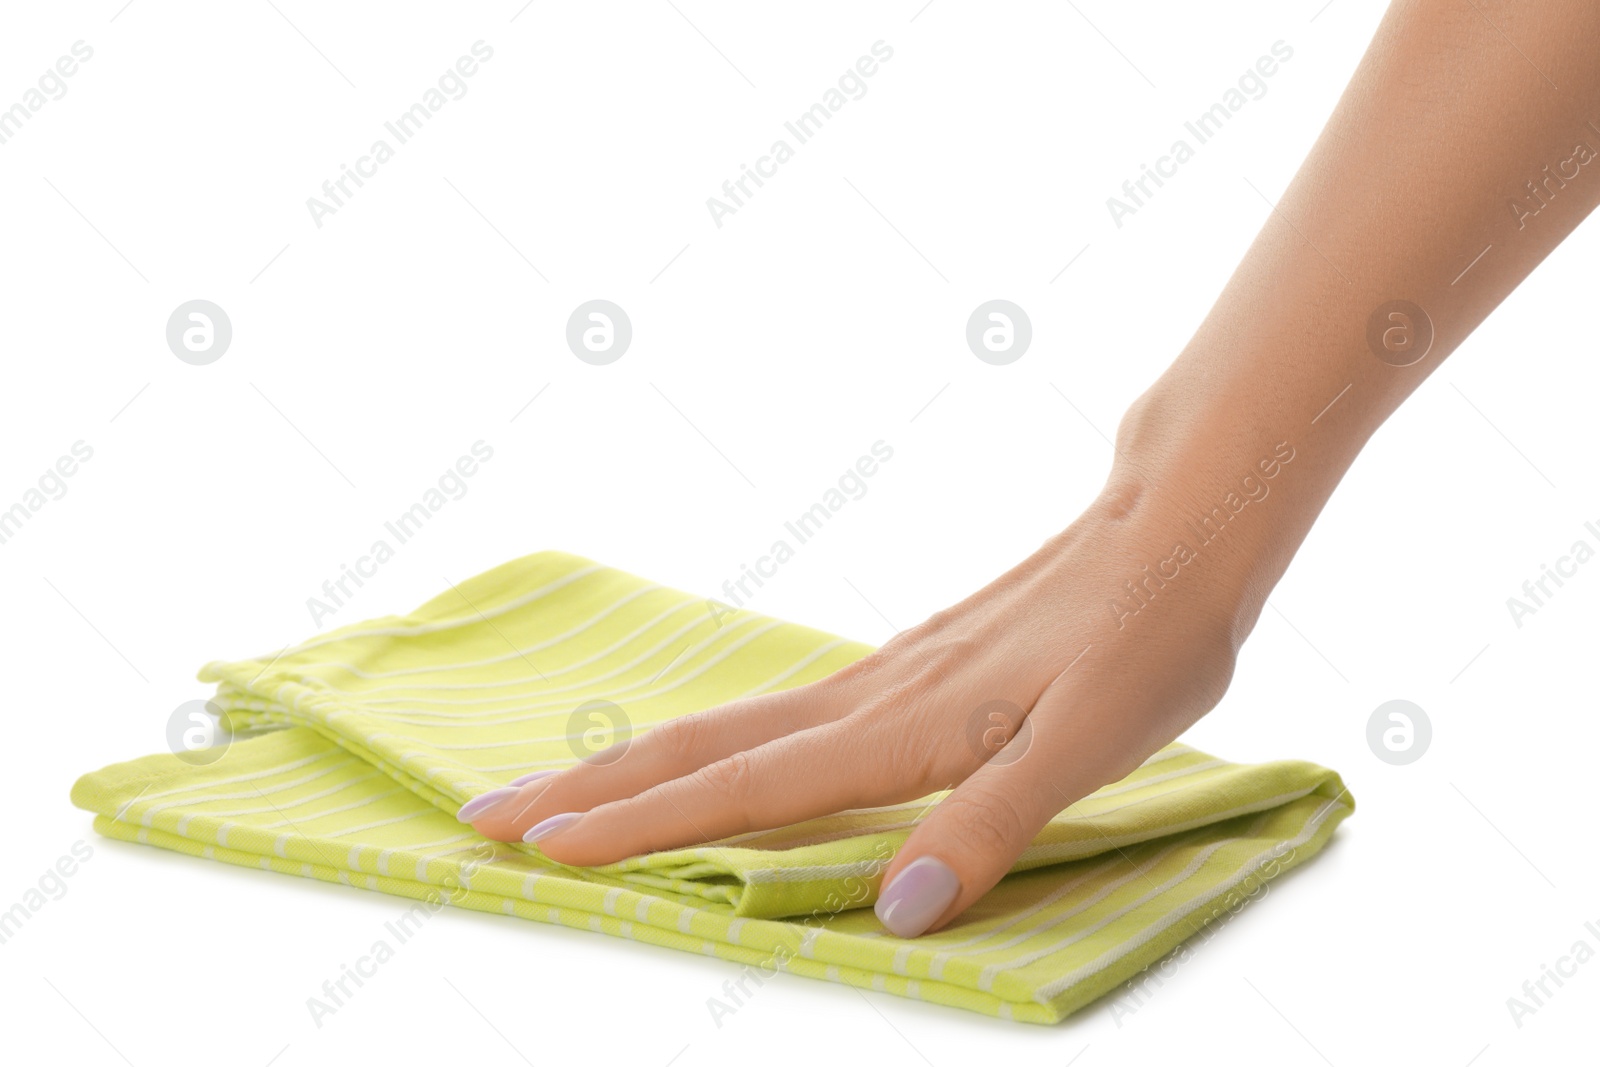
[70,550,1353,1023]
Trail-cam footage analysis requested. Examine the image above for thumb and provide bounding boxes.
[873,750,1057,939]
[873,692,1131,939]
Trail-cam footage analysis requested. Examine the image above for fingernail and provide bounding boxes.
[523,812,582,843]
[875,856,961,938]
[509,770,559,787]
[456,787,522,823]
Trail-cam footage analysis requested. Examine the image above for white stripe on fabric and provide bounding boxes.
[740,777,1304,882]
[327,810,433,838]
[307,584,670,684]
[361,617,782,729]
[135,759,357,827]
[1033,796,1345,1001]
[256,563,606,662]
[114,751,344,819]
[978,813,1278,991]
[335,601,710,699]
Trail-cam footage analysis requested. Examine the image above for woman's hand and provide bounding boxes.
[462,0,1600,939]
[462,477,1257,937]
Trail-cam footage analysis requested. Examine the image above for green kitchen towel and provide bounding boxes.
[71,550,1353,1023]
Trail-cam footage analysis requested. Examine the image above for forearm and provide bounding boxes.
[462,0,1600,943]
[1098,0,1600,645]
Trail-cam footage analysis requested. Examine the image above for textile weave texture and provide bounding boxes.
[71,551,1353,1023]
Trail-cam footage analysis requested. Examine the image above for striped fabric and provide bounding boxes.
[70,551,1353,1023]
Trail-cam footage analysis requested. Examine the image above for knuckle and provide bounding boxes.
[949,787,1031,846]
[878,669,943,718]
[827,646,894,690]
[849,678,995,791]
[694,748,759,801]
[751,686,832,732]
[652,711,711,760]
[849,700,939,787]
[914,605,956,636]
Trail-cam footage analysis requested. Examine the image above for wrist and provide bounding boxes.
[1076,390,1316,650]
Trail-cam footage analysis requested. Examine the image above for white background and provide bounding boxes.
[2,1,1596,1063]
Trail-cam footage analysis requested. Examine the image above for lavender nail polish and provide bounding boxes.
[456,787,522,823]
[523,812,582,844]
[509,770,559,787]
[874,856,961,938]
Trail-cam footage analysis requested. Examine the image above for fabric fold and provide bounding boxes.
[70,549,1353,1023]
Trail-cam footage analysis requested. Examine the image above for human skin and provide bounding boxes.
[466,0,1600,936]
